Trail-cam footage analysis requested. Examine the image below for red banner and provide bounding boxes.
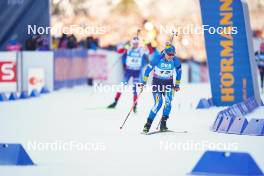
[0,53,17,92]
[0,61,17,82]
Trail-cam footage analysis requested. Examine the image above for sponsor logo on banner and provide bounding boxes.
[28,68,45,93]
[199,0,260,106]
[0,59,17,92]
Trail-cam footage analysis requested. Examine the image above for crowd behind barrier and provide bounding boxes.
[0,49,208,102]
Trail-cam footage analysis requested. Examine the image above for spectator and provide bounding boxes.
[6,35,22,51]
[52,36,59,49]
[25,36,37,50]
[36,35,50,50]
[59,33,68,48]
[85,36,98,50]
[25,34,49,51]
[67,34,77,49]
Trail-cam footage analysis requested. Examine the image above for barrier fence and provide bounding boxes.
[54,49,88,90]
[0,49,122,101]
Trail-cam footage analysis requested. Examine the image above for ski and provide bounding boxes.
[141,130,188,135]
[85,106,114,110]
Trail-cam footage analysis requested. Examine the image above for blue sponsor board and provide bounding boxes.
[0,0,50,50]
[199,0,261,106]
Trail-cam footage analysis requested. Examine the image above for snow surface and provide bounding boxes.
[0,83,264,176]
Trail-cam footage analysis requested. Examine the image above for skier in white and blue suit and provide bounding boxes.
[140,44,182,133]
[107,37,149,113]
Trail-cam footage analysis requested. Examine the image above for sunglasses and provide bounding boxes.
[166,53,175,57]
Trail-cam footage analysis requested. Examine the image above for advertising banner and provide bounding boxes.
[0,52,17,92]
[0,0,50,50]
[28,67,45,93]
[22,51,53,92]
[199,0,261,106]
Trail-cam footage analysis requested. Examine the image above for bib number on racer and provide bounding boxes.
[126,56,142,70]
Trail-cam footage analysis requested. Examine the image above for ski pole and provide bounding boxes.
[168,30,178,45]
[120,88,143,130]
[156,118,162,130]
